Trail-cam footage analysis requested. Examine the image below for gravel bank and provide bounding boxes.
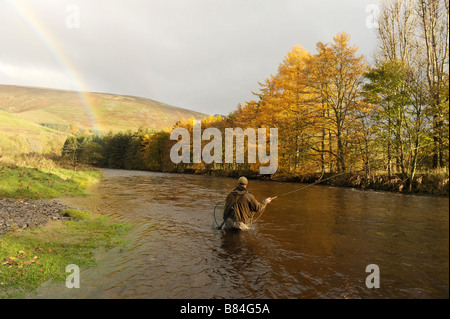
[0,198,71,235]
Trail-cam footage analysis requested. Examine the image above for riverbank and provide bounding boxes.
[0,198,70,235]
[271,171,449,196]
[191,168,449,196]
[0,154,101,199]
[0,154,130,298]
[0,208,130,298]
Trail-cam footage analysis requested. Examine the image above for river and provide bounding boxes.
[27,169,449,299]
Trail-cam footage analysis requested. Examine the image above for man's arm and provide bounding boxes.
[247,193,272,213]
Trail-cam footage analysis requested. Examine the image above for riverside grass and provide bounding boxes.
[0,154,102,199]
[0,209,130,299]
[0,154,130,298]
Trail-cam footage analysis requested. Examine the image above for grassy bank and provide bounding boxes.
[0,209,130,298]
[0,154,130,298]
[0,154,102,199]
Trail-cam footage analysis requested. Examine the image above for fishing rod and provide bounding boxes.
[270,140,437,200]
[213,170,351,228]
[271,170,350,199]
[215,140,437,227]
[250,169,351,224]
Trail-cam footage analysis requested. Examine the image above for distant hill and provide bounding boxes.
[0,109,68,154]
[0,84,207,133]
[0,84,208,155]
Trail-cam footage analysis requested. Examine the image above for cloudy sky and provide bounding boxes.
[0,0,379,115]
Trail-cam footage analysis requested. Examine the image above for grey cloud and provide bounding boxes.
[0,0,378,115]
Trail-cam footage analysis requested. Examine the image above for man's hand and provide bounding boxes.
[265,196,276,203]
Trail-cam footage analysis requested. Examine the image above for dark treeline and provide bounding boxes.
[62,128,174,171]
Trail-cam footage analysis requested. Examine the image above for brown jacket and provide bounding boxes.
[223,186,268,225]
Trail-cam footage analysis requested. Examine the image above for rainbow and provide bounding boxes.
[5,0,100,131]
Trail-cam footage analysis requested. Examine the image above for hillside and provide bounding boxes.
[0,85,207,133]
[0,110,68,154]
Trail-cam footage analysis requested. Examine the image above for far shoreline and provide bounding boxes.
[97,167,450,198]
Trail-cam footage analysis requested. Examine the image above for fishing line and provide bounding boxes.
[213,201,226,229]
[272,170,349,198]
[250,169,351,224]
[215,140,437,227]
[270,140,436,200]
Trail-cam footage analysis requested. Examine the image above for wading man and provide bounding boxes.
[222,176,273,230]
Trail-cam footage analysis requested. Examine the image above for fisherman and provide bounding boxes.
[222,176,273,230]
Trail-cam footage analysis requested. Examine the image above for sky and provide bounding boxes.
[0,0,380,115]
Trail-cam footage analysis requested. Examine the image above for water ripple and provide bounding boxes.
[28,169,449,299]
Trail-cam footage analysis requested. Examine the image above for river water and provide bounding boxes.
[28,169,449,299]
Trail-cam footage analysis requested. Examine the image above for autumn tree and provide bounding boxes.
[416,0,449,168]
[142,131,171,170]
[363,58,430,181]
[62,136,81,169]
[376,0,449,170]
[376,0,419,65]
[306,32,368,172]
[253,46,316,173]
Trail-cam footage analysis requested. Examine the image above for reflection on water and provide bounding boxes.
[27,169,449,299]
